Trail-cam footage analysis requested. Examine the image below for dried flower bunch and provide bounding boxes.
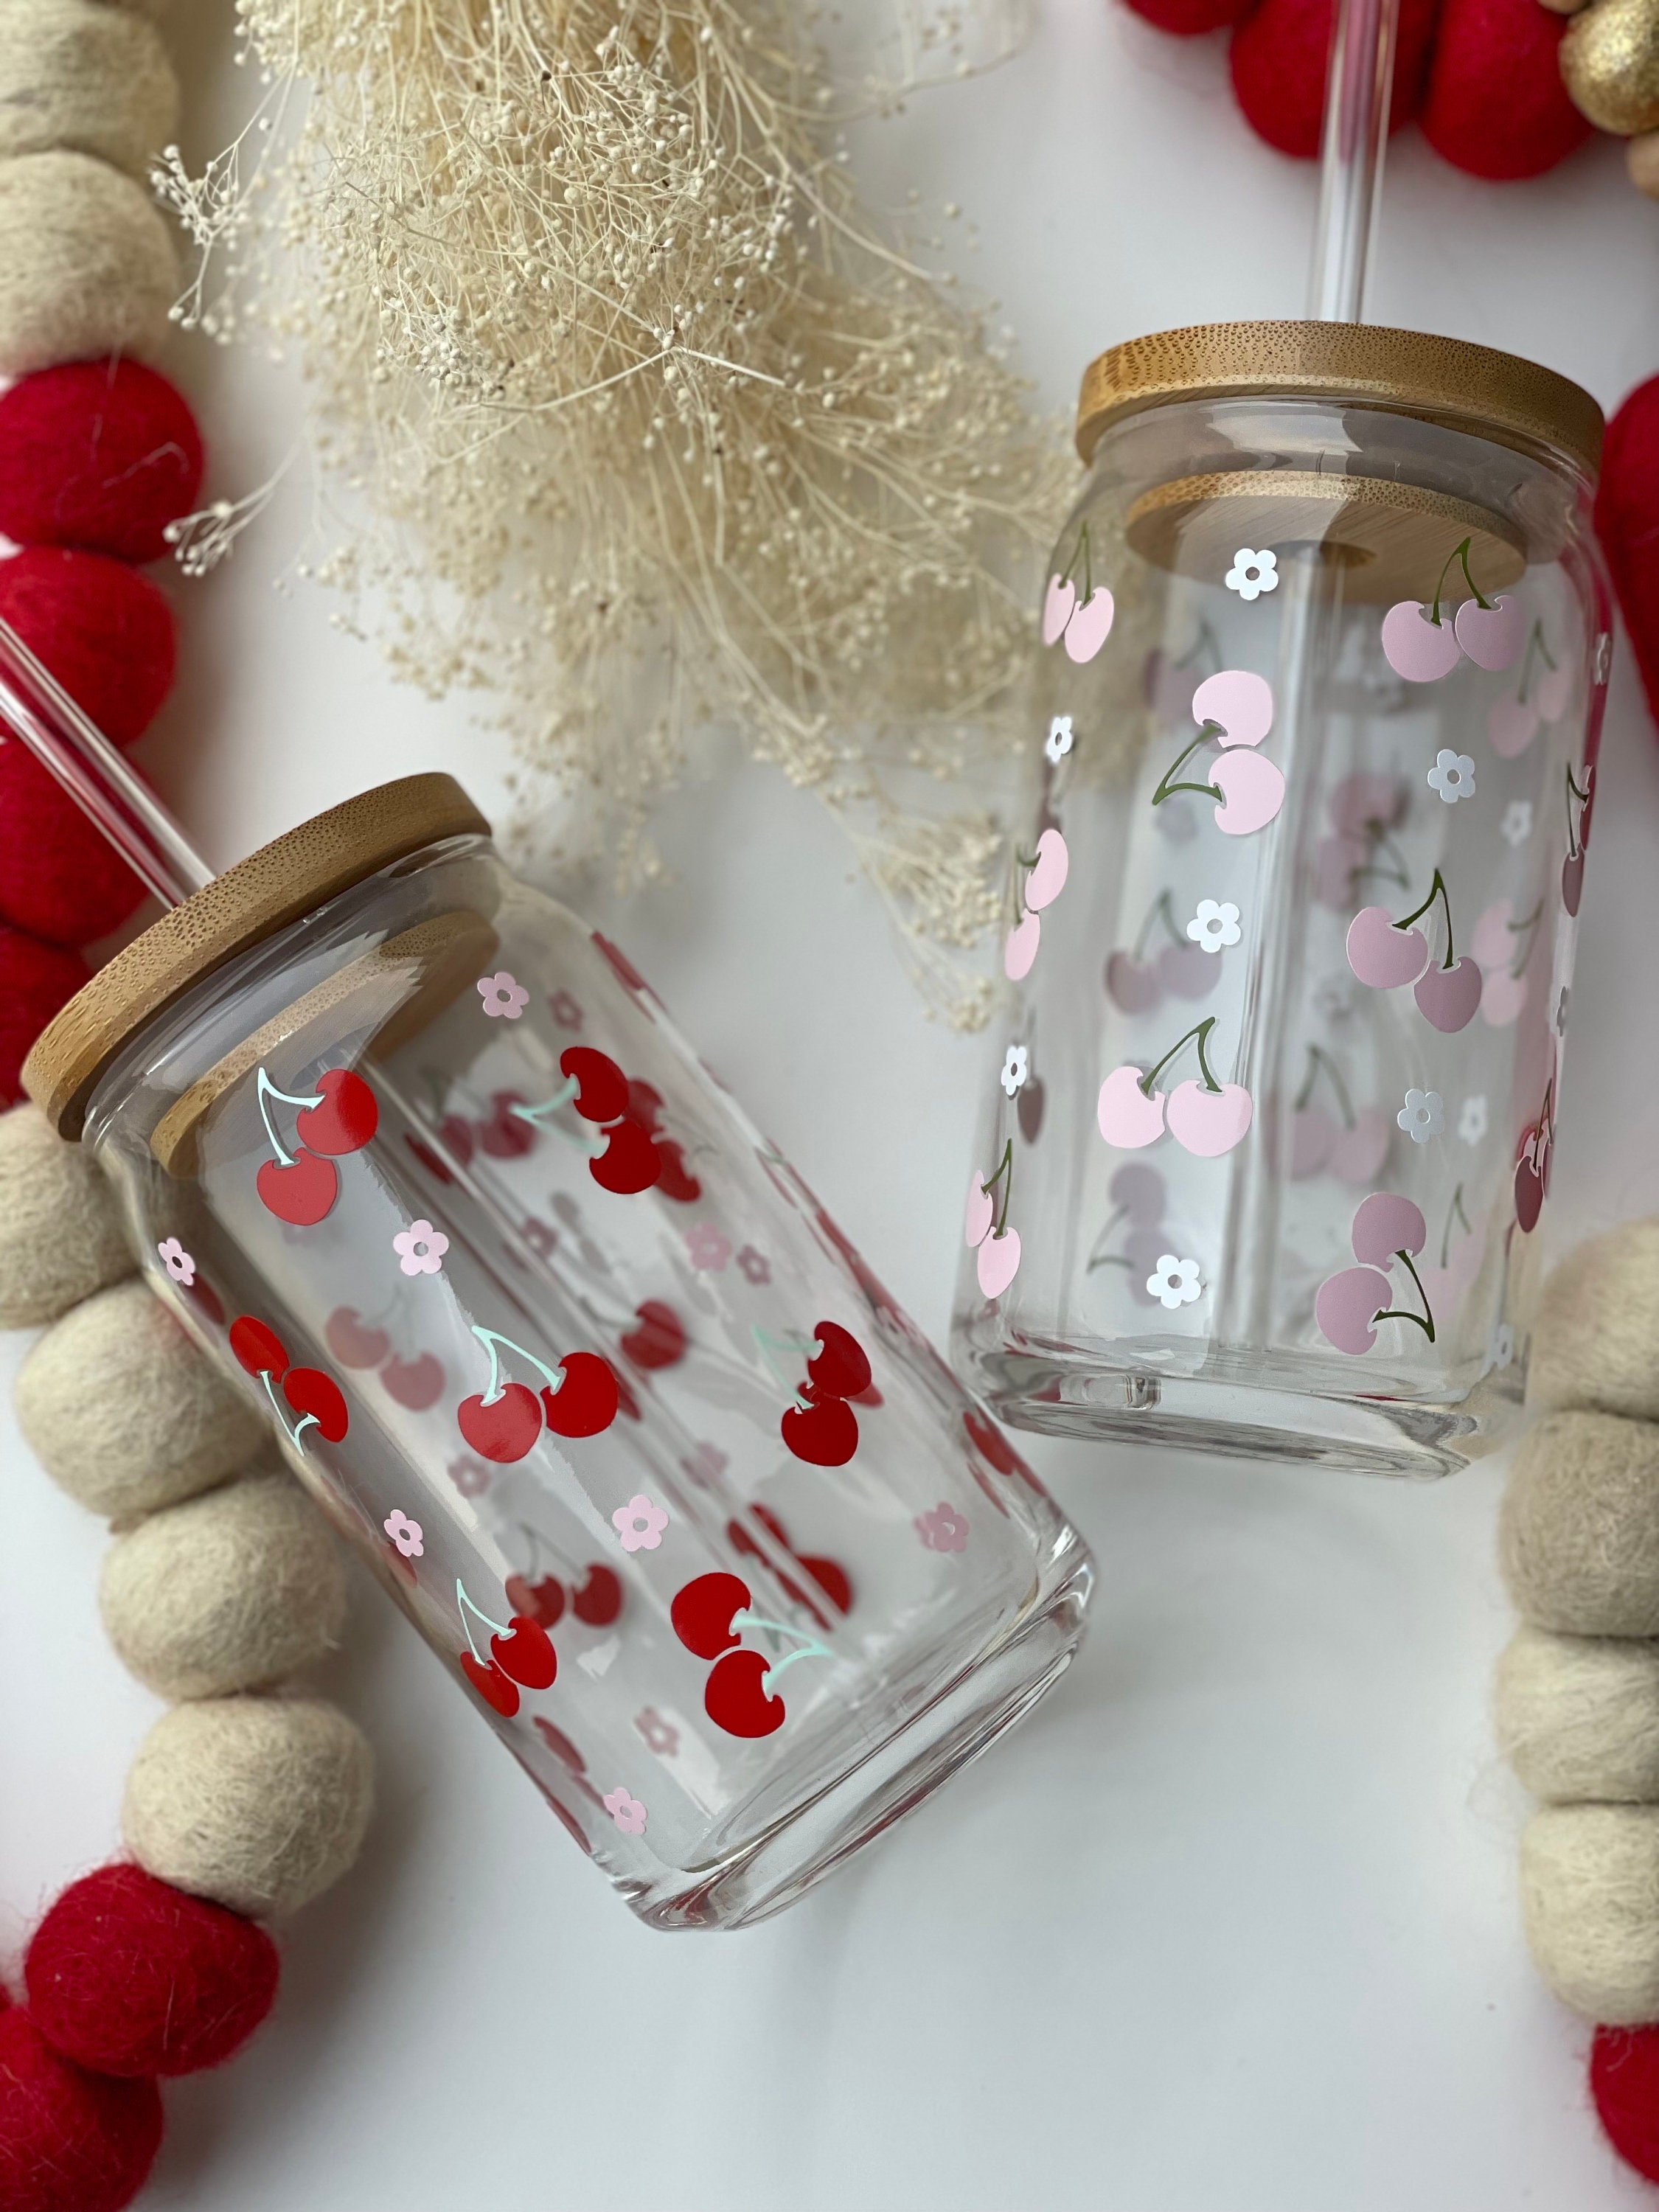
[162,0,1071,1024]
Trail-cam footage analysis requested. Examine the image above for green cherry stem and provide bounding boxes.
[1057,522,1094,603]
[1440,1183,1472,1270]
[1173,619,1222,675]
[1566,764,1590,858]
[1428,535,1491,627]
[1152,724,1225,808]
[1396,866,1456,970]
[980,1138,1015,1238]
[1374,1251,1436,1343]
[255,1065,324,1170]
[1516,622,1551,704]
[1133,888,1185,959]
[1139,1015,1222,1099]
[470,1324,563,1407]
[1294,1044,1356,1127]
[456,1577,510,1662]
[1508,899,1545,979]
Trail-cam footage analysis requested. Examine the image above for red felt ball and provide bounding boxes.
[0,362,204,567]
[1420,0,1593,180]
[1120,0,1251,35]
[27,1864,280,2081]
[0,927,87,1102]
[1230,0,1438,159]
[0,743,148,947]
[0,2007,163,2212]
[1598,376,1659,732]
[0,548,175,749]
[1591,2024,1659,2183]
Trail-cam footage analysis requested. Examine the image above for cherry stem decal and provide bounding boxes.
[1426,535,1492,627]
[1138,1017,1222,1099]
[257,1067,324,1171]
[456,1577,511,1664]
[728,1607,830,1697]
[1506,900,1544,979]
[751,1325,821,1408]
[1516,621,1556,703]
[1397,867,1457,970]
[1374,1252,1436,1342]
[1441,1183,1472,1270]
[471,1324,563,1407]
[980,1138,1013,1237]
[1566,764,1590,859]
[260,1368,319,1453]
[1133,888,1188,959]
[1294,1044,1356,1130]
[508,1077,605,1154]
[1055,521,1094,605]
[1151,722,1225,807]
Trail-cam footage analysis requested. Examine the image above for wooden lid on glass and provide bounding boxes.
[1075,320,1604,474]
[24,773,490,1140]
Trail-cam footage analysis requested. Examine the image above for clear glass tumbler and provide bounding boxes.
[953,323,1608,1476]
[25,776,1091,1928]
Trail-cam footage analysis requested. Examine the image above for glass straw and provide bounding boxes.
[1307,0,1401,323]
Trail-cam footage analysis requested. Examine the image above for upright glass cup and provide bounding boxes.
[26,776,1091,1929]
[954,324,1607,1476]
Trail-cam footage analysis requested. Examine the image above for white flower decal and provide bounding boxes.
[156,1237,195,1287]
[1224,548,1279,602]
[1000,1045,1029,1097]
[1492,1321,1515,1371]
[1458,1095,1489,1147]
[1397,1088,1444,1144]
[1045,714,1074,764]
[1500,799,1533,848]
[393,1220,449,1276]
[1146,1253,1203,1310]
[476,970,529,1019]
[1186,898,1242,954]
[1427,749,1476,804]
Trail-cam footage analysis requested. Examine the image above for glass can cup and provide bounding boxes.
[953,324,1608,1476]
[26,776,1092,1930]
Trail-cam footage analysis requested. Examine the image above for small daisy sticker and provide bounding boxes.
[602,1786,648,1836]
[1501,799,1534,848]
[1397,1088,1444,1144]
[1225,548,1279,602]
[1186,898,1242,954]
[1458,1095,1488,1147]
[1000,1045,1029,1097]
[915,1502,970,1553]
[1427,749,1476,805]
[1045,714,1074,764]
[685,1222,731,1273]
[612,1493,669,1553]
[735,1244,771,1286]
[1146,1254,1203,1310]
[156,1237,195,1287]
[393,1220,449,1276]
[477,970,530,1020]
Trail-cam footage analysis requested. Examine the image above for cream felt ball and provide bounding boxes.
[14,1277,266,1517]
[122,1697,374,1917]
[100,1468,348,1700]
[1497,1627,1659,1802]
[1528,1220,1659,1422]
[1521,1804,1659,2023]
[0,1102,132,1328]
[1500,1411,1659,1635]
[0,150,178,378]
[0,0,179,178]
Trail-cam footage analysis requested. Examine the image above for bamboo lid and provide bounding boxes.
[24,773,491,1140]
[1075,321,1604,475]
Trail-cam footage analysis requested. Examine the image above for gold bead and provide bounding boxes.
[1562,0,1659,137]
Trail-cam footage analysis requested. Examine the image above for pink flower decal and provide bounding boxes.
[1315,1194,1434,1356]
[156,1237,195,1286]
[612,1492,669,1553]
[1041,523,1115,664]
[1096,1017,1252,1158]
[915,1502,969,1553]
[549,989,584,1028]
[965,1141,1020,1298]
[1346,868,1481,1034]
[1151,669,1283,837]
[736,1244,772,1285]
[634,1708,679,1756]
[602,1786,648,1836]
[393,1219,449,1276]
[686,1222,731,1273]
[476,970,530,1020]
[383,1509,425,1557]
[448,1455,491,1498]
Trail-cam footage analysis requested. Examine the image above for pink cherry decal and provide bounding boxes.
[1481,968,1527,1028]
[1192,669,1272,748]
[1487,696,1538,759]
[1329,1107,1391,1186]
[1158,943,1215,1001]
[1004,914,1040,980]
[1413,956,1482,1034]
[1470,898,1514,970]
[1041,575,1075,646]
[964,1174,994,1248]
[1346,905,1429,989]
[1315,833,1368,910]
[1351,1192,1426,1266]
[1210,748,1284,836]
[1290,1105,1335,1179]
[1166,1079,1253,1158]
[1454,592,1524,672]
[1023,827,1069,911]
[1380,601,1461,682]
[1315,1266,1395,1354]
[1109,1161,1166,1225]
[1537,662,1572,720]
[1062,586,1115,664]
[1328,773,1405,835]
[976,1228,1021,1298]
[1105,951,1162,1014]
[1097,1064,1166,1150]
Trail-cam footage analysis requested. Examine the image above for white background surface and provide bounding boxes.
[6,2,1659,2206]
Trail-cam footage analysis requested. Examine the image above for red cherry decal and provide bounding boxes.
[590,1116,661,1195]
[404,1135,453,1184]
[325,1307,391,1369]
[653,1138,702,1204]
[490,1614,557,1690]
[505,1572,567,1628]
[457,1381,543,1463]
[704,1649,785,1738]
[571,1563,622,1627]
[229,1315,288,1379]
[670,1571,750,1660]
[799,1555,852,1615]
[621,1300,685,1370]
[477,1092,537,1159]
[593,932,648,994]
[256,1150,338,1225]
[184,1276,225,1328]
[806,1321,872,1401]
[282,1367,349,1443]
[533,1717,587,1771]
[1515,1146,1545,1234]
[964,1406,1024,1477]
[460,1650,520,1716]
[560,1046,630,1123]
[781,1394,859,1468]
[293,1068,379,1156]
[380,1352,445,1411]
[540,1351,620,1438]
[625,1079,664,1131]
